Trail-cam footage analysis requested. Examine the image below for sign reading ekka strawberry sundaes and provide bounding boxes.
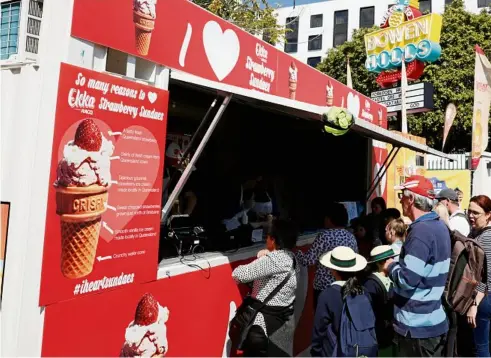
[39,63,168,306]
[364,0,443,88]
[70,0,388,128]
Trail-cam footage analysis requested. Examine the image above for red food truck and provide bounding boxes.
[0,0,453,356]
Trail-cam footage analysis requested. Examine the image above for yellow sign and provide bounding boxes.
[426,171,471,210]
[366,14,442,55]
[365,5,443,73]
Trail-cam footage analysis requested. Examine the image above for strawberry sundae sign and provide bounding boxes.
[70,0,388,129]
[39,63,168,306]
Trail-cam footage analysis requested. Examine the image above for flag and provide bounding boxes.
[471,45,491,170]
[442,103,457,150]
[401,57,408,133]
[346,57,353,89]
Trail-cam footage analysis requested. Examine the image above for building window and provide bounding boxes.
[333,10,348,48]
[419,0,432,13]
[308,35,322,51]
[307,56,322,68]
[1,1,21,60]
[28,0,42,18]
[27,17,41,36]
[478,0,491,7]
[359,6,375,28]
[284,16,299,53]
[25,35,38,53]
[310,14,323,28]
[416,155,425,167]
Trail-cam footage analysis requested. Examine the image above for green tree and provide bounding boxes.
[193,0,285,45]
[318,0,491,152]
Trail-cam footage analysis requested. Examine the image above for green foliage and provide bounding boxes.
[193,0,285,45]
[317,0,491,152]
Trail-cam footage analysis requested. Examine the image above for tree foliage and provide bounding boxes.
[193,0,285,45]
[318,0,491,152]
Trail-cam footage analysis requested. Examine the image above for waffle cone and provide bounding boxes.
[60,217,101,278]
[56,185,108,279]
[133,11,155,56]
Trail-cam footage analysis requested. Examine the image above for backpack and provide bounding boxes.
[334,293,378,357]
[366,274,393,348]
[444,229,487,315]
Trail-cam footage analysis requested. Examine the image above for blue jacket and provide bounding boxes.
[388,211,451,338]
[311,284,344,357]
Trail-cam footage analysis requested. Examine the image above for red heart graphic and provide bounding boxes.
[57,120,161,243]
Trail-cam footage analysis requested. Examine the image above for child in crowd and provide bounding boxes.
[385,218,406,257]
[350,217,373,260]
[364,245,398,357]
[311,246,377,357]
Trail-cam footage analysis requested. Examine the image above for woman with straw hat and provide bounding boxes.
[311,246,377,357]
[364,245,399,356]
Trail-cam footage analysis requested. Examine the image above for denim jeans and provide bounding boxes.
[474,295,491,357]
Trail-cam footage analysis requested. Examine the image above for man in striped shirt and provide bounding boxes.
[383,175,451,357]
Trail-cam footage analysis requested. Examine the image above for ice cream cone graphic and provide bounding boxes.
[133,0,157,56]
[55,119,114,279]
[288,62,298,100]
[326,81,334,106]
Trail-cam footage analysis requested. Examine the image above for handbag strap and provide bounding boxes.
[262,255,297,306]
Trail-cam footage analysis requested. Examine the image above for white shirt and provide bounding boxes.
[449,210,470,236]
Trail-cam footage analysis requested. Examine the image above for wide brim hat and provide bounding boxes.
[319,246,367,272]
[368,245,399,264]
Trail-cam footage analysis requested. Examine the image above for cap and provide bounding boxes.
[436,188,458,202]
[394,175,435,199]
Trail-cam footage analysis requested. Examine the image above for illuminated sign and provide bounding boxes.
[364,0,443,88]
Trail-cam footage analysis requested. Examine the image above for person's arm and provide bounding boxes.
[296,232,328,266]
[311,289,332,357]
[232,254,282,284]
[182,190,197,215]
[388,236,431,290]
[467,291,485,328]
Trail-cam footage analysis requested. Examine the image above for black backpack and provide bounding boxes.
[366,274,393,348]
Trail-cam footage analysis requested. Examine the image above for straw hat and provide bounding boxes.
[319,246,367,272]
[368,245,399,264]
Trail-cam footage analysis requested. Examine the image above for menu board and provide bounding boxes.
[39,63,168,306]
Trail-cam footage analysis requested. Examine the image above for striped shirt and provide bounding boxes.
[388,211,451,339]
[475,226,491,293]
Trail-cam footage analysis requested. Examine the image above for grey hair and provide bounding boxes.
[403,189,434,212]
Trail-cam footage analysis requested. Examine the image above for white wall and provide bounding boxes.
[0,0,75,354]
[274,0,481,64]
[0,0,168,355]
[473,154,491,198]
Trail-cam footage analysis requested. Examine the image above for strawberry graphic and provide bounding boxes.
[74,119,102,152]
[134,293,159,326]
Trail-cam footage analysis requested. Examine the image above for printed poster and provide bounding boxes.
[427,170,471,210]
[471,46,491,169]
[70,0,387,127]
[39,63,168,306]
[1,201,10,302]
[41,252,315,357]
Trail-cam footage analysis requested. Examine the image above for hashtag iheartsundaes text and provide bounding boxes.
[72,272,135,296]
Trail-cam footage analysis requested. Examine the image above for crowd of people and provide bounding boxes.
[230,175,491,357]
